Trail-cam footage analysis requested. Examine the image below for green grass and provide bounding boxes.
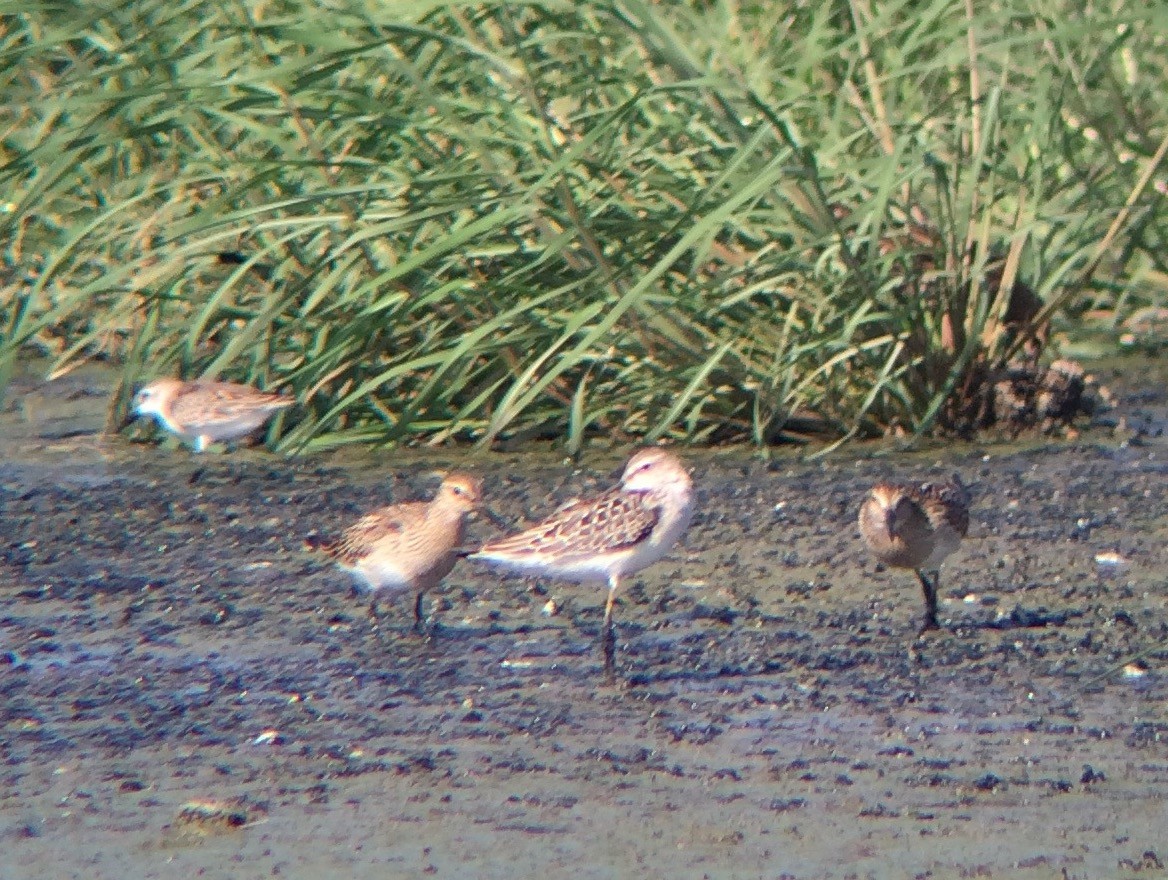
[2,0,1166,452]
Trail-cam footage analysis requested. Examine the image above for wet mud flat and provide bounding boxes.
[2,364,1168,878]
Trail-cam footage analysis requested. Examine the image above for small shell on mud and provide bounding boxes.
[170,798,263,837]
[541,599,558,616]
[1094,551,1128,567]
[252,729,281,745]
[1122,663,1148,679]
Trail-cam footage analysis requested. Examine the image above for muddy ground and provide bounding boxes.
[2,361,1167,879]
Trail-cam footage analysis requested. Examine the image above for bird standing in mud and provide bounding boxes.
[858,475,971,632]
[132,378,292,452]
[466,448,694,678]
[306,473,484,633]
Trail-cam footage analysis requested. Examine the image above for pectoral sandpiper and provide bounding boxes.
[307,473,483,632]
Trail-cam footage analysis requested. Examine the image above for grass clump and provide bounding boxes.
[2,1,1166,452]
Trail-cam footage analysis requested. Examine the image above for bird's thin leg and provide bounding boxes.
[915,570,940,632]
[602,576,620,680]
[413,591,427,635]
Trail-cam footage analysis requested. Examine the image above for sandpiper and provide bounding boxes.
[858,475,971,632]
[307,473,483,632]
[467,448,694,677]
[132,378,292,452]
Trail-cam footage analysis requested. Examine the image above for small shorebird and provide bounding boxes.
[306,473,483,632]
[467,448,694,677]
[132,378,292,452]
[858,475,971,632]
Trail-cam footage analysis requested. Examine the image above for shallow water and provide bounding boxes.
[2,359,1168,878]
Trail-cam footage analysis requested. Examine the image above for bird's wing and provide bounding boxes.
[171,382,291,424]
[918,479,971,537]
[309,503,425,565]
[477,488,659,559]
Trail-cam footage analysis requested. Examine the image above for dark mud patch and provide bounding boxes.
[2,361,1168,878]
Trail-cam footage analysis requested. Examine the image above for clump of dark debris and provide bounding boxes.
[949,355,1118,440]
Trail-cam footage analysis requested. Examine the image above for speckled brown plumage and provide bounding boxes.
[474,488,660,562]
[167,381,290,425]
[858,476,971,631]
[307,473,483,632]
[133,378,292,452]
[313,504,441,570]
[469,448,694,677]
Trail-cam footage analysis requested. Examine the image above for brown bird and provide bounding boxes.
[858,476,971,632]
[467,448,694,677]
[307,473,483,632]
[132,378,292,452]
